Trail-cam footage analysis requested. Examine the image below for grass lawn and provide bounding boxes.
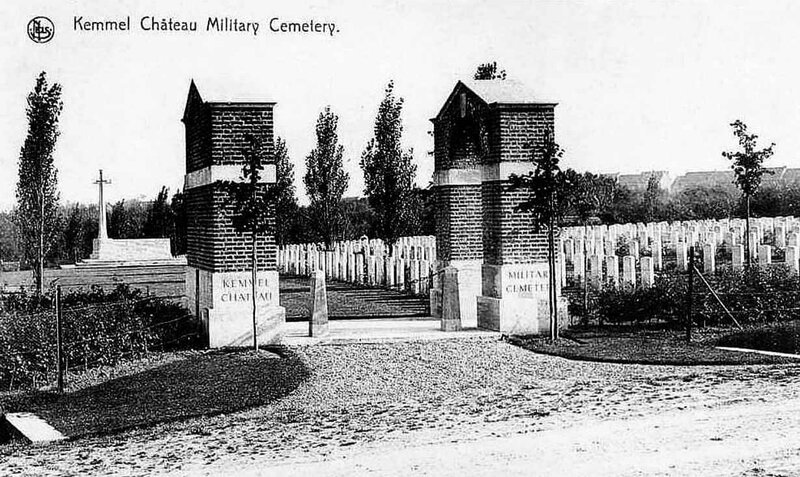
[510,324,800,365]
[717,321,800,355]
[0,347,309,438]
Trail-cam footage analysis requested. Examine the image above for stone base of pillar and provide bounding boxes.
[435,260,481,328]
[477,296,545,334]
[476,263,568,336]
[187,267,285,348]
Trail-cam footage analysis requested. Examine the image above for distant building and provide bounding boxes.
[611,167,800,195]
[603,171,673,193]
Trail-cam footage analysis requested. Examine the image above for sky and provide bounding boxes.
[2,0,800,210]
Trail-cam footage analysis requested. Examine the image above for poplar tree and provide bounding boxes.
[273,136,298,245]
[304,107,349,249]
[360,81,417,246]
[14,72,63,294]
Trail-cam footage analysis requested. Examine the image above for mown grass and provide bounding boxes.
[510,325,800,365]
[0,347,309,439]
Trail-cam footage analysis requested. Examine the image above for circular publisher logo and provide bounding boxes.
[28,17,54,43]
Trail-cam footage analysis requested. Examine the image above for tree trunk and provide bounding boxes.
[548,215,558,342]
[583,222,589,326]
[37,193,44,295]
[745,194,751,267]
[252,228,258,352]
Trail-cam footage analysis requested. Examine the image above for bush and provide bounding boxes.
[583,265,800,328]
[0,285,198,390]
[592,275,686,325]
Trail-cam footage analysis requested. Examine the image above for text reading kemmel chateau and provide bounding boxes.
[73,16,338,36]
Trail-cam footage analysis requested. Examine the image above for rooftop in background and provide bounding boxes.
[610,167,800,193]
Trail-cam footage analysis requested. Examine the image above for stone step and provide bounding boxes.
[3,412,66,444]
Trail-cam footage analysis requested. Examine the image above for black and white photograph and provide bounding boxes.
[2,1,800,475]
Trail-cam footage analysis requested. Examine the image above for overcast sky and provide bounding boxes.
[2,0,799,210]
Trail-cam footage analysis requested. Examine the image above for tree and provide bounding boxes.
[722,120,775,264]
[108,198,147,239]
[143,187,173,239]
[14,72,63,293]
[360,81,418,246]
[304,107,349,248]
[170,191,187,255]
[59,203,91,264]
[510,134,573,341]
[0,211,21,264]
[220,133,276,352]
[273,137,298,246]
[474,62,507,80]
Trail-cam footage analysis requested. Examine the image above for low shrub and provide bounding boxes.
[579,265,800,328]
[0,285,198,390]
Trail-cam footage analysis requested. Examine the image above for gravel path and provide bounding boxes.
[3,337,800,476]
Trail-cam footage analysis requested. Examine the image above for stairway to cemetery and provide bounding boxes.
[280,276,431,321]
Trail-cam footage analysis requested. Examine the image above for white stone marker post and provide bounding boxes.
[703,242,715,274]
[640,257,655,288]
[605,255,619,288]
[622,256,636,290]
[787,246,800,275]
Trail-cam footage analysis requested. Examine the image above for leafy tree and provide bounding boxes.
[273,137,298,245]
[304,107,349,248]
[59,204,91,264]
[474,62,507,80]
[220,133,277,351]
[360,81,418,246]
[510,134,573,341]
[143,187,173,239]
[108,199,148,239]
[0,211,20,264]
[642,175,667,222]
[340,197,376,239]
[14,72,63,293]
[722,120,775,264]
[170,191,187,255]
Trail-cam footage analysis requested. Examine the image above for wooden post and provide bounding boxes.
[55,285,64,393]
[685,246,695,342]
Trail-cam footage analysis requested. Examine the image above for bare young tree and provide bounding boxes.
[722,120,775,265]
[510,134,573,341]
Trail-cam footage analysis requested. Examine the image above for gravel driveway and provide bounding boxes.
[3,337,800,476]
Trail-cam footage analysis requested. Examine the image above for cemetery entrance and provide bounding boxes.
[278,239,434,322]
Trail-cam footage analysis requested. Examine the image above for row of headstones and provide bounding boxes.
[577,254,656,290]
[564,216,800,260]
[277,237,435,295]
[564,217,800,269]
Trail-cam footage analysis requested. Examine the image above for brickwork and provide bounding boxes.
[210,107,275,166]
[481,182,552,265]
[183,83,277,274]
[495,107,555,163]
[184,83,212,173]
[435,185,483,262]
[433,89,491,171]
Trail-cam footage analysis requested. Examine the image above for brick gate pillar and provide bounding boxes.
[433,79,567,334]
[182,80,285,348]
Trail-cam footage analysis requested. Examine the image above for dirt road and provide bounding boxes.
[191,396,800,476]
